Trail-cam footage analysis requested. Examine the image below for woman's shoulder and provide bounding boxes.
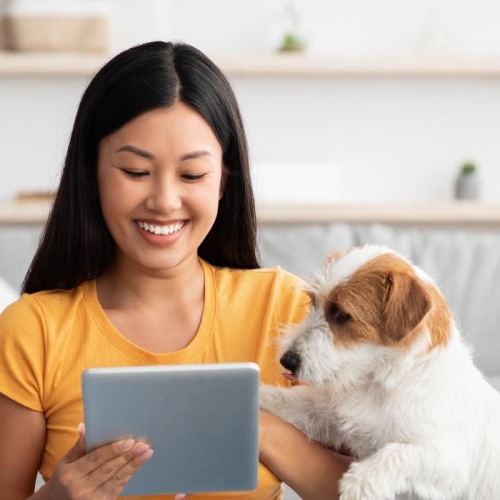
[0,281,92,324]
[204,262,310,321]
[208,262,306,292]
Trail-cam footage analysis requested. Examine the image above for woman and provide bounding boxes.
[0,41,348,499]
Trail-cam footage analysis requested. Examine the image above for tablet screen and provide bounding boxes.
[82,363,260,496]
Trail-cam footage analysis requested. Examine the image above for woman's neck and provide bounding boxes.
[96,255,205,311]
[95,256,206,353]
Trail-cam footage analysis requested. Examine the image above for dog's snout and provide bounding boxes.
[280,350,301,373]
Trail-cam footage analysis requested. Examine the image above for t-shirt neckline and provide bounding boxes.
[83,259,216,364]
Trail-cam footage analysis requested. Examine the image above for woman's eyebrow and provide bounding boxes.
[114,146,213,162]
[180,150,213,161]
[115,145,155,160]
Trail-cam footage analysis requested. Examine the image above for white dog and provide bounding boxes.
[260,245,500,499]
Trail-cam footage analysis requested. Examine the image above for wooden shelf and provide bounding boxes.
[257,201,500,225]
[1,51,500,78]
[0,51,106,76]
[214,54,500,78]
[3,199,500,226]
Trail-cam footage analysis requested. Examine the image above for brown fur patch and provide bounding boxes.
[322,252,451,350]
[405,283,452,351]
[324,249,345,265]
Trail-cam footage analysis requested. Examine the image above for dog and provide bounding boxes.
[260,244,500,499]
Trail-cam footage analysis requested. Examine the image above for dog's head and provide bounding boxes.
[280,245,452,386]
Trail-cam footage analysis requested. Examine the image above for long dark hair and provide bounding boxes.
[22,41,259,294]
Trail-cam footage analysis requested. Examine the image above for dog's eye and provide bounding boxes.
[327,303,351,324]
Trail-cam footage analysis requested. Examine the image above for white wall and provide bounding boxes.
[1,0,500,203]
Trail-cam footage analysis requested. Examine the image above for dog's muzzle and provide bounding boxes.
[280,350,301,374]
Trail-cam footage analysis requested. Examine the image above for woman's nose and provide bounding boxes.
[146,179,182,213]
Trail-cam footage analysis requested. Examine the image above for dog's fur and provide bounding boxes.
[260,245,500,499]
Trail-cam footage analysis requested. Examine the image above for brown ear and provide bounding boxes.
[383,272,431,342]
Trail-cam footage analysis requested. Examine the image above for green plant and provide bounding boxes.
[280,32,304,52]
[278,0,305,52]
[459,162,477,176]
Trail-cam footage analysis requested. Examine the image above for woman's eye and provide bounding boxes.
[327,303,351,324]
[122,169,148,179]
[181,173,206,181]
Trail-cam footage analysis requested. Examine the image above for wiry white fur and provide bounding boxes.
[260,245,500,500]
[322,244,393,291]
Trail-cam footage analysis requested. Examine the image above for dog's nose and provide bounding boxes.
[280,350,301,373]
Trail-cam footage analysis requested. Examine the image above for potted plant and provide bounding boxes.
[455,161,480,200]
[278,0,306,53]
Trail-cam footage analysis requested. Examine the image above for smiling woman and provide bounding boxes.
[0,41,347,500]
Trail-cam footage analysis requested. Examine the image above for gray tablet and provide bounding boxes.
[82,363,260,496]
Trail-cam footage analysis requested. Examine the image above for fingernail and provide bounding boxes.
[133,442,150,455]
[138,448,154,461]
[120,438,135,450]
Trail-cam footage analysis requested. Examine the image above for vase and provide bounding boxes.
[455,175,480,200]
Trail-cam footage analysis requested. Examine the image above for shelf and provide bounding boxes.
[214,54,500,78]
[3,199,500,226]
[0,51,107,76]
[257,201,500,225]
[1,51,500,77]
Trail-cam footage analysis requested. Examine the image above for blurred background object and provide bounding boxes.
[277,0,307,52]
[455,161,480,200]
[3,0,109,52]
[1,0,500,204]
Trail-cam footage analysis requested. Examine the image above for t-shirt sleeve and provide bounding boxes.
[0,295,46,411]
[277,268,310,329]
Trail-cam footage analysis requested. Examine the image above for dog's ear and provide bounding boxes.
[383,272,431,342]
[324,248,344,267]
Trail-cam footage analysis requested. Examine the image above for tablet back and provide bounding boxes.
[82,363,260,496]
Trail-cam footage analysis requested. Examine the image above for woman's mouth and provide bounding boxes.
[136,220,185,235]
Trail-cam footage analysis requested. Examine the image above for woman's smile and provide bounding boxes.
[135,219,188,247]
[136,220,186,236]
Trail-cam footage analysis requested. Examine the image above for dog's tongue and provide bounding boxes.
[282,371,298,381]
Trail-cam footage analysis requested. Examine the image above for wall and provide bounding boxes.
[1,0,500,203]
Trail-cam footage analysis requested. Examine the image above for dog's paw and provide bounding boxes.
[340,461,394,500]
[339,480,380,500]
[258,385,283,412]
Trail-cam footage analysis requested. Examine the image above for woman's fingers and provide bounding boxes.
[66,437,143,478]
[50,429,153,498]
[93,443,154,496]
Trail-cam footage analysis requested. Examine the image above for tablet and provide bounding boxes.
[82,363,260,496]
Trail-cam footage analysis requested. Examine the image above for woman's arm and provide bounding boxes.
[0,392,46,498]
[259,410,351,500]
[0,393,154,499]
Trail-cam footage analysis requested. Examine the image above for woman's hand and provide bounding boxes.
[38,424,153,499]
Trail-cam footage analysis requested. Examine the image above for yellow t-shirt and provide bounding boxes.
[0,260,308,499]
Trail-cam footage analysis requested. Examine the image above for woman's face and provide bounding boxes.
[97,103,224,275]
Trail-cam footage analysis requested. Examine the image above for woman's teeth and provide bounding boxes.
[137,221,185,235]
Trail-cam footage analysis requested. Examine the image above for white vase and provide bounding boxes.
[455,174,480,200]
